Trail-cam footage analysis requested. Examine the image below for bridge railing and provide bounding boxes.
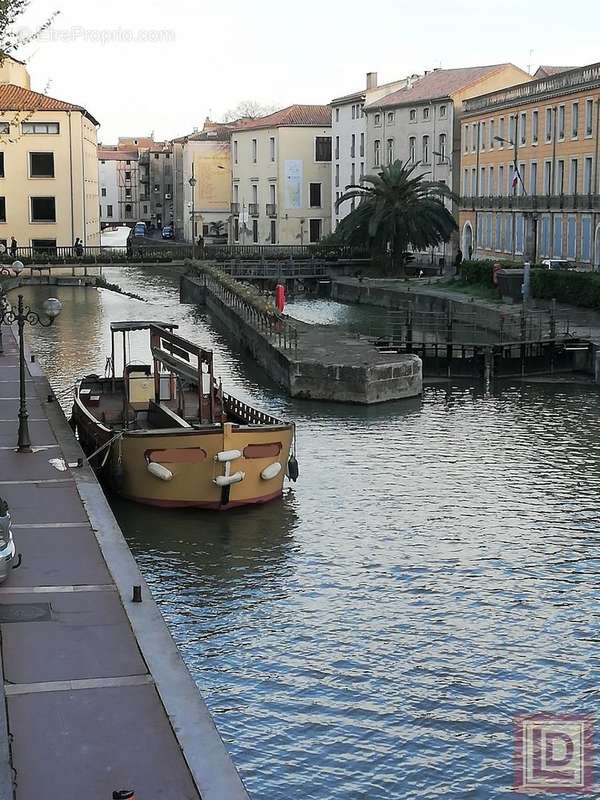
[205,244,370,262]
[0,244,194,265]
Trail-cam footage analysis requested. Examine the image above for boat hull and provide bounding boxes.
[73,397,293,511]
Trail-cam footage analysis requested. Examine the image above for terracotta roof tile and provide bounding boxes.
[98,148,138,161]
[533,65,578,79]
[0,83,99,125]
[231,104,331,131]
[367,64,521,108]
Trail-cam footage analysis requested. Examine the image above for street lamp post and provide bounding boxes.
[0,261,25,355]
[189,162,197,260]
[0,293,62,452]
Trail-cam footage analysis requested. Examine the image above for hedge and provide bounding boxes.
[530,269,600,309]
[460,259,522,284]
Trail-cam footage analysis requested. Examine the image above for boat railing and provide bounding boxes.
[203,272,299,351]
[223,392,284,426]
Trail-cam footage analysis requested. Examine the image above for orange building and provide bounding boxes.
[459,63,600,266]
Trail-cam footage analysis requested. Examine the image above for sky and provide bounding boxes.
[13,0,600,144]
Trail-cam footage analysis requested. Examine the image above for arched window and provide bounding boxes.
[409,137,416,162]
[422,135,430,164]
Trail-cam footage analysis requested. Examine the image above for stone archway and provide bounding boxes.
[462,221,474,259]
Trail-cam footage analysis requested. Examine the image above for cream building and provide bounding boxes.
[0,55,100,250]
[173,124,232,243]
[98,147,142,227]
[231,105,332,245]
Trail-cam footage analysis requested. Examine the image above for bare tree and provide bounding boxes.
[222,100,278,123]
[0,0,58,63]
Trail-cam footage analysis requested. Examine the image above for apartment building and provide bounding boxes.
[459,63,600,266]
[363,64,531,263]
[231,105,332,245]
[331,71,421,229]
[172,124,232,243]
[0,55,100,248]
[98,147,142,227]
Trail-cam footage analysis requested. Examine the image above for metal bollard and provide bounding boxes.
[132,586,142,603]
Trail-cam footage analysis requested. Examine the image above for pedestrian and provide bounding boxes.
[9,236,17,258]
[468,244,473,261]
[197,235,204,258]
[74,237,83,257]
[454,248,463,275]
[126,236,133,259]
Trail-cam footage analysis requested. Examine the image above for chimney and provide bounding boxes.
[366,72,378,90]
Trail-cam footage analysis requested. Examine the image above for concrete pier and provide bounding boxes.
[181,273,422,404]
[0,326,249,799]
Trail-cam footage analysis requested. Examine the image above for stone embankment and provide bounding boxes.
[180,269,422,404]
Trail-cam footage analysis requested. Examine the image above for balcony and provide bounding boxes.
[249,203,259,217]
[230,202,240,214]
[266,203,277,217]
[460,194,600,212]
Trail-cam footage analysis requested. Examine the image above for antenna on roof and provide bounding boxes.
[528,50,534,76]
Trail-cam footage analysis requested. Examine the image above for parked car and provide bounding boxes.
[541,259,574,271]
[161,225,174,240]
[133,221,146,237]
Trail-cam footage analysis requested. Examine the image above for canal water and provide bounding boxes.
[16,270,600,800]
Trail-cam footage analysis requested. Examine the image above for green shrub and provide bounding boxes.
[531,269,600,309]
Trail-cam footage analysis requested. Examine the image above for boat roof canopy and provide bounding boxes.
[110,321,179,333]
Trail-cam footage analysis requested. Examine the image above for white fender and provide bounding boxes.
[261,462,282,481]
[214,450,242,463]
[147,462,173,481]
[214,471,245,487]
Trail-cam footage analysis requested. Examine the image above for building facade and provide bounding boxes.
[331,71,420,229]
[98,148,141,227]
[459,63,600,266]
[0,56,100,249]
[231,105,332,245]
[363,64,531,263]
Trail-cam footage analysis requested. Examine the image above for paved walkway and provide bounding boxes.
[0,326,249,799]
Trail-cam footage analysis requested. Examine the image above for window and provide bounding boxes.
[335,108,340,122]
[489,166,494,195]
[464,125,469,153]
[440,105,447,118]
[360,162,364,179]
[309,218,322,243]
[489,119,494,148]
[143,205,148,214]
[125,171,131,180]
[584,157,593,193]
[335,136,339,159]
[409,136,416,162]
[252,138,257,163]
[471,168,476,196]
[352,105,356,120]
[586,99,594,136]
[509,115,516,144]
[545,108,553,142]
[423,107,430,120]
[154,153,159,159]
[251,184,258,205]
[270,219,276,243]
[0,197,5,222]
[126,160,130,166]
[31,238,56,250]
[269,137,275,161]
[566,215,576,258]
[315,136,332,161]
[360,133,364,157]
[124,204,132,217]
[556,159,565,194]
[269,183,276,205]
[532,110,539,143]
[309,183,322,208]
[422,135,430,164]
[233,140,238,164]
[252,219,258,243]
[351,163,355,184]
[558,105,565,139]
[233,184,239,204]
[386,138,394,164]
[202,223,209,237]
[22,122,59,134]
[438,133,447,162]
[0,122,8,134]
[480,167,486,195]
[572,102,579,137]
[387,112,395,124]
[569,158,578,194]
[499,165,504,195]
[374,113,381,126]
[165,153,170,159]
[582,215,592,260]
[30,196,56,222]
[499,117,505,144]
[335,164,340,187]
[481,122,486,149]
[409,109,416,122]
[351,134,355,157]
[544,161,552,194]
[106,205,113,218]
[101,187,106,197]
[463,168,469,196]
[125,187,132,198]
[530,162,537,194]
[374,139,381,167]
[520,112,527,144]
[233,218,239,241]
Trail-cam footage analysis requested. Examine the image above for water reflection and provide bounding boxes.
[13,272,600,800]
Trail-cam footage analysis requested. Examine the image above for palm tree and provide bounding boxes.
[335,160,457,272]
